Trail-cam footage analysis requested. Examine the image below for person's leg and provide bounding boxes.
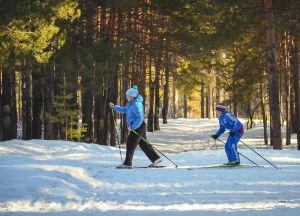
[231,142,240,163]
[227,136,240,162]
[224,138,232,162]
[123,131,140,166]
[234,133,243,163]
[137,122,160,163]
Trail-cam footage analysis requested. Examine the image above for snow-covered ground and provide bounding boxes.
[0,118,300,215]
[146,118,298,153]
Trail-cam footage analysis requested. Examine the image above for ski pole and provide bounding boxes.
[216,138,261,167]
[238,151,261,167]
[111,108,123,163]
[131,129,178,168]
[239,139,279,169]
[210,138,217,150]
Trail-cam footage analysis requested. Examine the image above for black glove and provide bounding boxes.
[229,132,235,137]
[211,134,218,140]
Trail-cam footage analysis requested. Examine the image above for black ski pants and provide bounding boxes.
[124,122,160,166]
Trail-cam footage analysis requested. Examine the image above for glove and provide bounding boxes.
[109,102,114,108]
[229,132,235,137]
[211,134,218,140]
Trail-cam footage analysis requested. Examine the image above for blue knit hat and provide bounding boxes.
[126,85,139,97]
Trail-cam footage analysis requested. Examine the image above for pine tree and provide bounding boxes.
[46,80,86,141]
[264,0,282,149]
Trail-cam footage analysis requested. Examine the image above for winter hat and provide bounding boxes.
[216,104,227,112]
[126,85,139,97]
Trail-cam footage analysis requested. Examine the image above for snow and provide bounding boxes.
[0,118,300,216]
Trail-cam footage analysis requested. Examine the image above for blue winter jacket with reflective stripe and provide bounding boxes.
[215,110,243,138]
[113,95,144,130]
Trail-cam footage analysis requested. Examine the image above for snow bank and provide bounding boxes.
[0,119,300,216]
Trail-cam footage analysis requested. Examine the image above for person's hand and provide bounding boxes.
[211,134,217,140]
[128,127,132,131]
[109,102,114,108]
[229,132,235,137]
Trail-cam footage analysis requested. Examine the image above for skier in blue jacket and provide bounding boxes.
[211,104,244,165]
[109,85,161,168]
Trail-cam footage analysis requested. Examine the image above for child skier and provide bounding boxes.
[211,104,244,165]
[109,85,161,168]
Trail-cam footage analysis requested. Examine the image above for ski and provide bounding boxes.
[116,165,167,169]
[186,164,259,170]
[115,164,260,169]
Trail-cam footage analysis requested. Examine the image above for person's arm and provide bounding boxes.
[214,123,225,139]
[114,105,127,113]
[130,103,144,130]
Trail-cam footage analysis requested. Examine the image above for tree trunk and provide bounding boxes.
[171,76,178,119]
[291,45,300,150]
[79,1,97,142]
[11,71,17,139]
[148,82,155,132]
[206,93,209,118]
[183,95,188,118]
[207,70,213,119]
[94,92,106,145]
[215,75,221,103]
[260,82,268,145]
[110,76,118,146]
[120,9,130,144]
[52,59,60,139]
[246,103,252,129]
[154,56,161,130]
[121,57,129,143]
[162,53,170,124]
[284,30,291,145]
[148,58,154,132]
[56,73,66,140]
[44,61,55,140]
[104,81,111,145]
[264,0,282,149]
[32,66,43,139]
[0,68,3,141]
[200,81,205,118]
[79,71,92,143]
[140,50,147,106]
[233,102,238,117]
[94,94,100,143]
[22,62,32,140]
[81,84,93,142]
[290,78,296,133]
[2,68,17,140]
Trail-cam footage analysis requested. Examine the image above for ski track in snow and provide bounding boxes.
[0,118,300,216]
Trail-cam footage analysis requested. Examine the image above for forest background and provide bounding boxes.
[1,0,300,150]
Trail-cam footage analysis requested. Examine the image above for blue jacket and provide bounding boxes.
[215,109,244,138]
[113,95,144,130]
